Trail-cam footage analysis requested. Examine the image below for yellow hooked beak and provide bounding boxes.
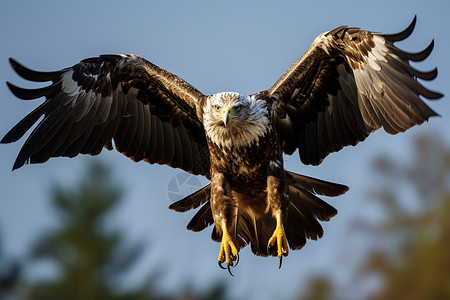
[223,106,232,127]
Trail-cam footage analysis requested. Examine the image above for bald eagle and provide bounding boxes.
[2,17,442,274]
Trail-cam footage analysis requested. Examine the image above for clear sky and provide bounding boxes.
[0,1,449,299]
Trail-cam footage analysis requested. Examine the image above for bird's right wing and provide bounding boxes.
[2,54,211,176]
[261,17,442,166]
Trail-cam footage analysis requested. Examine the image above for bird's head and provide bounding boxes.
[207,92,248,127]
[203,92,269,149]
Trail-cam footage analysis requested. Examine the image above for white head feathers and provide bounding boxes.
[203,92,270,149]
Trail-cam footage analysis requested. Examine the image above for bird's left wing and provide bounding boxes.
[258,17,442,165]
[2,54,211,176]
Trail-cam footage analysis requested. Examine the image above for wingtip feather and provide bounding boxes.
[413,67,438,81]
[6,81,60,100]
[383,15,417,42]
[6,82,24,99]
[12,157,25,171]
[9,57,19,69]
[403,39,434,62]
[8,58,63,82]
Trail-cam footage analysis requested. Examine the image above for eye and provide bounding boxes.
[234,104,243,112]
[214,104,221,111]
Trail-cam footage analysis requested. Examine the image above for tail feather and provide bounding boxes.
[286,171,349,196]
[168,184,210,212]
[230,212,253,250]
[289,185,338,222]
[284,186,331,251]
[250,214,276,256]
[212,208,257,252]
[186,200,214,232]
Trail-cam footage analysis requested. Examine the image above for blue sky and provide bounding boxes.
[1,1,449,299]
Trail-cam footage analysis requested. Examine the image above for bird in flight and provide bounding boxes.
[2,16,442,275]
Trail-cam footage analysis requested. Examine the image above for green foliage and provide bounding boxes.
[295,275,334,300]
[0,231,20,300]
[27,162,151,300]
[22,161,228,300]
[362,135,450,300]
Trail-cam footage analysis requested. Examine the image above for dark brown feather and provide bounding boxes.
[186,201,214,232]
[285,171,348,197]
[169,184,211,212]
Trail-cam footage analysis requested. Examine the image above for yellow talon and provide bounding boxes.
[217,222,239,275]
[267,213,289,268]
[268,226,289,256]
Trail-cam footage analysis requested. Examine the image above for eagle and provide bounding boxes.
[1,17,442,274]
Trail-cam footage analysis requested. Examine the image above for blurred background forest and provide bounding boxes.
[0,133,448,300]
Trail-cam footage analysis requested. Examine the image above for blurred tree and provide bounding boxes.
[295,275,334,300]
[171,283,227,300]
[24,162,228,300]
[0,230,21,300]
[26,162,158,300]
[360,135,450,300]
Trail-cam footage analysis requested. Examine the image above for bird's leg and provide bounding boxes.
[210,172,239,275]
[217,220,239,274]
[267,211,289,268]
[266,165,289,268]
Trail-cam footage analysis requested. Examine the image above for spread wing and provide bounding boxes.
[2,54,210,176]
[262,16,443,165]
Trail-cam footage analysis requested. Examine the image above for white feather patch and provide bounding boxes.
[61,71,81,97]
[204,92,270,149]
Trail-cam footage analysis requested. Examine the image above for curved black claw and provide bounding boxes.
[219,258,237,276]
[227,264,234,276]
[231,252,239,267]
[278,251,288,269]
[218,261,226,270]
